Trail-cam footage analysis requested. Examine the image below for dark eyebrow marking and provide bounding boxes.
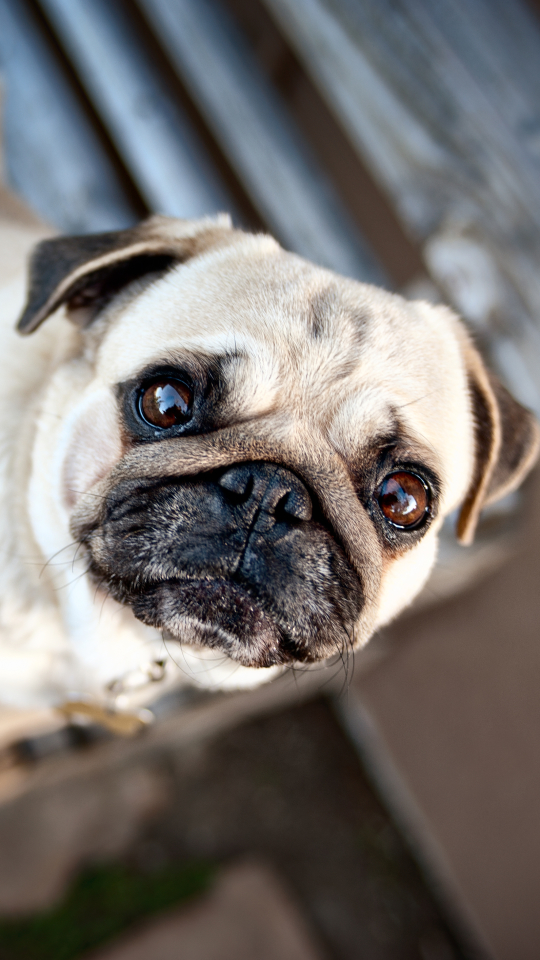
[349,408,443,487]
[311,287,375,352]
[310,292,328,340]
[309,285,342,340]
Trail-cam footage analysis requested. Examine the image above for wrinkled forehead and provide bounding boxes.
[99,234,369,366]
[97,235,470,482]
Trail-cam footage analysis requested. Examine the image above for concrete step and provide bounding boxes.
[83,862,324,960]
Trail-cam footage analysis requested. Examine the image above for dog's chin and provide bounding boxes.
[130,578,292,669]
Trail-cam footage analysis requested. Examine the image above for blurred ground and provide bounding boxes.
[84,862,325,960]
[0,699,472,960]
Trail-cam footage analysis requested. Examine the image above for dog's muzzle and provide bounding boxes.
[81,462,364,668]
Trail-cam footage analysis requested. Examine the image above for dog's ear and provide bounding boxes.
[17,213,232,334]
[456,331,540,544]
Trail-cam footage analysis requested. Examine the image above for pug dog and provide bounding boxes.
[0,212,537,712]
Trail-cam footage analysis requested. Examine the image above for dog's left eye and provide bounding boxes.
[376,471,430,529]
[139,379,193,428]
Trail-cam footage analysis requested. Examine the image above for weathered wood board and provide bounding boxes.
[136,0,386,281]
[261,0,540,414]
[38,0,236,219]
[0,0,137,231]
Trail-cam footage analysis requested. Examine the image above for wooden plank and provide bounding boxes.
[136,0,387,283]
[0,0,137,232]
[37,0,236,219]
[260,0,540,414]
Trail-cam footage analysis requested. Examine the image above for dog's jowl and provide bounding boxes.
[0,214,538,708]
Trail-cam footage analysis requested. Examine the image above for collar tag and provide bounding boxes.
[58,700,155,737]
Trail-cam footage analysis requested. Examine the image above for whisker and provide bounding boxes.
[396,388,439,409]
[39,541,79,579]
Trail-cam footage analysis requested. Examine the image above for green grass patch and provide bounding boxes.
[0,859,214,960]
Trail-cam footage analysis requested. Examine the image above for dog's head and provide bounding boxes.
[18,215,539,674]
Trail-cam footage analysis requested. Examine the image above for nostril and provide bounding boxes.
[281,489,312,522]
[218,466,254,502]
[218,463,313,521]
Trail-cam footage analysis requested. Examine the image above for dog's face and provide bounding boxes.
[18,216,539,677]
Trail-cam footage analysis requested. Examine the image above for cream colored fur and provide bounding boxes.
[0,206,535,711]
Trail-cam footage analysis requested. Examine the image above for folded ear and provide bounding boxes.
[17,213,232,334]
[456,330,540,544]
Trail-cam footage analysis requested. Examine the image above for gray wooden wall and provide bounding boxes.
[3,0,540,421]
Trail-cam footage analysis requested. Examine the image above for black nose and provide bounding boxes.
[218,463,313,522]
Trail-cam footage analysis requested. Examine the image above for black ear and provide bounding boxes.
[17,214,232,334]
[456,332,540,544]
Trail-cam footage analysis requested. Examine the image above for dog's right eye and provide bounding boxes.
[139,379,193,428]
[376,471,430,529]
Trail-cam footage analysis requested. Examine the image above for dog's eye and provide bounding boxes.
[139,379,193,428]
[377,472,429,529]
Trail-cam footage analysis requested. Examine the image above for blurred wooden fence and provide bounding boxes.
[3,0,540,417]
